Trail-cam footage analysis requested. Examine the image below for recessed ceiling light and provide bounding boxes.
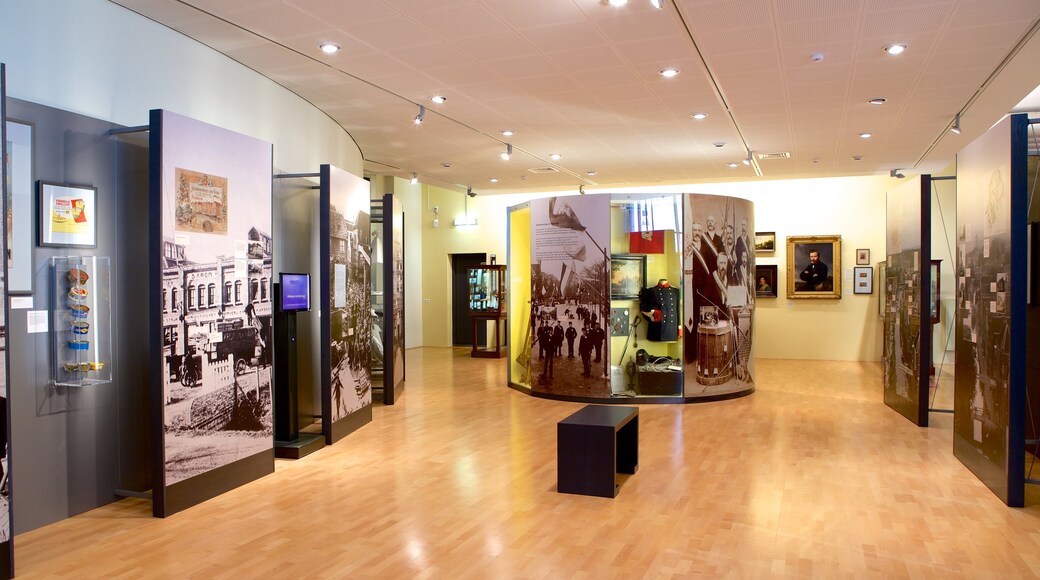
[713,142,725,148]
[852,155,864,161]
[441,162,452,168]
[608,0,628,6]
[884,44,906,55]
[727,163,739,168]
[868,98,887,105]
[319,42,340,54]
[659,68,680,78]
[550,153,562,161]
[810,52,825,63]
[431,95,446,104]
[489,178,499,183]
[691,112,708,120]
[586,170,597,176]
[859,132,873,139]
[501,130,514,137]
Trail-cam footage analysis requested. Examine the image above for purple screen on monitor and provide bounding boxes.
[280,273,310,311]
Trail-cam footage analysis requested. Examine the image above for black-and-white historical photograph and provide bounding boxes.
[526,195,610,398]
[683,194,755,398]
[882,179,924,424]
[328,168,371,422]
[160,111,273,486]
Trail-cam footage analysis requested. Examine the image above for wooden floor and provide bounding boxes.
[14,349,1040,578]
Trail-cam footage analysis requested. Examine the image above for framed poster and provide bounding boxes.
[853,266,873,294]
[755,264,777,297]
[754,231,775,253]
[786,235,841,299]
[38,181,97,248]
[5,119,33,294]
[610,254,646,300]
[856,248,870,265]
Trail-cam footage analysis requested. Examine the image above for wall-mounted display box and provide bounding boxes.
[468,264,506,314]
[51,256,112,387]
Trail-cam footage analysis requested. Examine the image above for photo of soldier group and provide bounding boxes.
[682,194,755,398]
[525,195,610,398]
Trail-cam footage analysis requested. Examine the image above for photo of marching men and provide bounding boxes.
[158,110,274,487]
[683,194,756,398]
[528,195,611,398]
[328,186,372,422]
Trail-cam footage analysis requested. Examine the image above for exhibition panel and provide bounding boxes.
[320,164,372,442]
[377,193,405,404]
[883,176,932,426]
[953,114,1029,507]
[149,110,275,517]
[0,62,13,579]
[508,192,755,403]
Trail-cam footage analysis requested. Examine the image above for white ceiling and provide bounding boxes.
[110,0,1040,194]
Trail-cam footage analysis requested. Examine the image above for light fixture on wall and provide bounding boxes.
[501,143,512,161]
[413,105,426,125]
[951,113,962,134]
[410,172,418,185]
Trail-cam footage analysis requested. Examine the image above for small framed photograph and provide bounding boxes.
[854,266,873,295]
[610,254,646,300]
[38,181,98,248]
[755,264,778,298]
[755,231,776,253]
[787,235,842,299]
[856,248,870,265]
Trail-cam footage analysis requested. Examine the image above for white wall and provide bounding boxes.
[0,0,362,176]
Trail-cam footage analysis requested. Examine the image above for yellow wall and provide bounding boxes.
[509,206,532,384]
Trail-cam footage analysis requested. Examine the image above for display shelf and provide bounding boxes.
[468,264,506,314]
[51,256,113,387]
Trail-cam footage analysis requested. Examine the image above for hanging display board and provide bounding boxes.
[0,62,15,579]
[382,193,405,404]
[883,176,932,426]
[682,193,756,399]
[529,195,611,398]
[149,109,275,517]
[953,113,1028,507]
[320,165,371,443]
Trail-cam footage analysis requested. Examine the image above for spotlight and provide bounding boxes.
[691,112,708,120]
[951,113,962,135]
[410,172,418,185]
[318,42,340,54]
[868,98,887,105]
[501,143,512,161]
[501,130,515,137]
[586,170,597,176]
[489,178,499,183]
[727,163,739,168]
[413,104,425,125]
[859,132,872,139]
[550,153,562,161]
[431,95,446,104]
[742,150,753,166]
[890,169,905,178]
[659,68,679,78]
[467,187,476,198]
[884,44,906,55]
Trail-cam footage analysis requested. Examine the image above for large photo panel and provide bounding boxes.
[953,114,1028,506]
[150,109,274,517]
[683,193,756,399]
[321,165,371,443]
[529,196,610,398]
[883,176,931,426]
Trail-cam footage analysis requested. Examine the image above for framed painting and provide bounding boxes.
[755,264,777,298]
[38,181,98,248]
[853,266,873,294]
[786,235,841,299]
[5,119,34,294]
[856,248,870,265]
[754,231,775,253]
[610,254,645,300]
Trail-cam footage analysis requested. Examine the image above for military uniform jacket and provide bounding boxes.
[640,284,681,341]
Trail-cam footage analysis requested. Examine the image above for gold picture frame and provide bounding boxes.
[786,235,841,299]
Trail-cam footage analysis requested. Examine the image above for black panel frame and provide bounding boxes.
[0,61,15,580]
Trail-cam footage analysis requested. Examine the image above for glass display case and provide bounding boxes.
[51,256,112,387]
[468,264,506,314]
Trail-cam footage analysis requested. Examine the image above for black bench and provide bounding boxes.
[557,405,638,498]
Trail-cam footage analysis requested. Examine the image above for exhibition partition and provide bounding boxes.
[0,62,14,580]
[953,113,1029,506]
[149,110,275,517]
[319,164,372,442]
[883,176,932,426]
[373,193,405,405]
[507,192,756,403]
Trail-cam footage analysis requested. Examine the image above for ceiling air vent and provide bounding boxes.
[528,167,560,174]
[757,152,791,160]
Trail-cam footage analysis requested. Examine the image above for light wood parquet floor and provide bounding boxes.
[13,349,1040,578]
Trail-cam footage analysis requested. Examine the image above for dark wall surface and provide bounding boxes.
[6,98,151,533]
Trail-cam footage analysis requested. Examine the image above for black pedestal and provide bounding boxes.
[273,284,299,442]
[557,405,639,498]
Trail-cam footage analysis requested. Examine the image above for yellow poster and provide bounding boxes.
[50,196,89,234]
[175,168,228,234]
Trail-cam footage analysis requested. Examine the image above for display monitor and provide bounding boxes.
[280,273,311,312]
